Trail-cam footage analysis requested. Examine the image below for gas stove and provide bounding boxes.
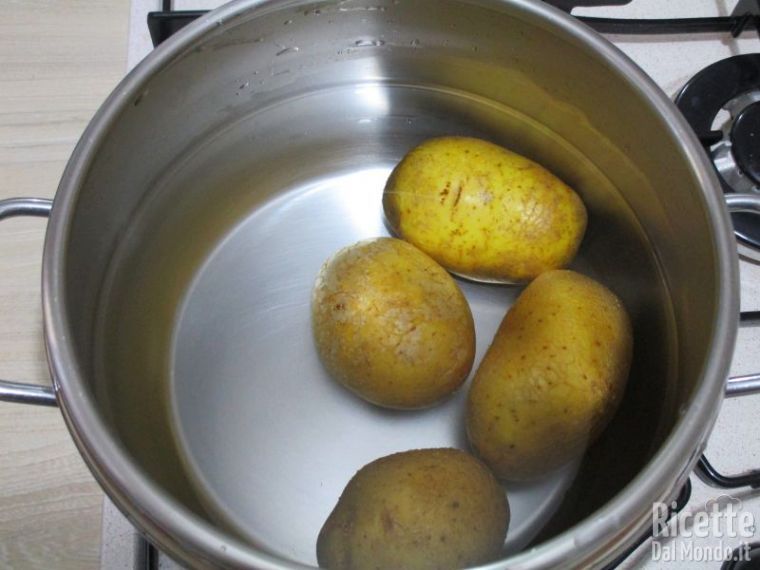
[109,1,760,568]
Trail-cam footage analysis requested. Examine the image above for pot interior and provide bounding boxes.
[59,0,723,566]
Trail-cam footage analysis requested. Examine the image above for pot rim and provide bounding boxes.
[41,0,739,568]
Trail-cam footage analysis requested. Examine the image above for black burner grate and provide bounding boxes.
[722,542,760,569]
[675,55,760,258]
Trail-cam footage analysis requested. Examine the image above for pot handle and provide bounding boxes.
[0,198,57,407]
[724,193,760,398]
[0,193,757,405]
[693,193,760,488]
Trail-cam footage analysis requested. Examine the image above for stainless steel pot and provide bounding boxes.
[2,0,760,568]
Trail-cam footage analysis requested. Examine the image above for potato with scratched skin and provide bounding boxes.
[383,136,587,283]
[317,448,509,570]
[311,237,475,409]
[467,270,633,481]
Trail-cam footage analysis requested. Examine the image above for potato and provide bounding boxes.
[311,237,475,409]
[317,448,509,570]
[466,270,633,480]
[382,136,587,283]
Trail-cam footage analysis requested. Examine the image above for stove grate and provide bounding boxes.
[146,0,760,47]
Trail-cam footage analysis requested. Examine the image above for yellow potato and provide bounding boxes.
[311,237,475,409]
[466,270,633,480]
[383,136,587,283]
[317,448,509,570]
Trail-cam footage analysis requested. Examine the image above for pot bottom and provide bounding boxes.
[93,81,678,566]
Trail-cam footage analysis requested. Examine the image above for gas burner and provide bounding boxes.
[712,92,760,195]
[675,54,760,263]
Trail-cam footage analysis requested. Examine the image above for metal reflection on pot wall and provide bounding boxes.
[355,83,391,113]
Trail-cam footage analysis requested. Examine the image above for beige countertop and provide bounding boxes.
[0,1,128,567]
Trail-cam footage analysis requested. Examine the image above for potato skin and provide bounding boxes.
[383,136,587,283]
[312,237,475,409]
[466,270,633,481]
[317,449,509,570]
